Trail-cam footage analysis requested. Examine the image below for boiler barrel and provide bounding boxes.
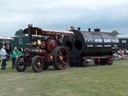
[63,30,119,58]
[24,48,44,56]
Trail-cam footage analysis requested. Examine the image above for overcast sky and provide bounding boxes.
[0,0,128,37]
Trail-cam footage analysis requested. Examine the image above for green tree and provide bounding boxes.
[15,29,24,37]
[112,30,119,35]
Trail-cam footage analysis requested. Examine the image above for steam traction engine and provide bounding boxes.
[15,24,73,72]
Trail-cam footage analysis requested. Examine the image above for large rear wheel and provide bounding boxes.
[53,47,69,70]
[32,56,44,72]
[15,56,27,72]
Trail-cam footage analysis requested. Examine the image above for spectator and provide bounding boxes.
[124,49,127,55]
[0,45,7,70]
[57,36,63,46]
[19,47,23,52]
[127,49,128,56]
[11,47,22,68]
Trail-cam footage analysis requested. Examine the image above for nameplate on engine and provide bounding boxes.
[104,45,112,47]
[95,45,103,47]
[87,45,94,47]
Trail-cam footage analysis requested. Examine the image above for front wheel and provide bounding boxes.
[15,56,27,72]
[32,56,44,72]
[53,47,69,70]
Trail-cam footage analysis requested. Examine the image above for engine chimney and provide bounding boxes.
[88,28,91,32]
[28,24,33,44]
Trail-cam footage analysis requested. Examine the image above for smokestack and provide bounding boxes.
[88,28,91,32]
[28,24,33,44]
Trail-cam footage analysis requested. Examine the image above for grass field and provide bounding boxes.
[0,59,128,96]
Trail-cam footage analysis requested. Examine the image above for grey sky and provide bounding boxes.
[0,0,128,37]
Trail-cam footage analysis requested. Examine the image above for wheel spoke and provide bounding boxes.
[62,61,66,66]
[35,58,43,69]
[53,47,68,70]
[58,50,62,56]
[15,56,27,72]
[63,56,68,60]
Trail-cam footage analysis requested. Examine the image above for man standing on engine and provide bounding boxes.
[57,36,63,46]
[0,45,7,70]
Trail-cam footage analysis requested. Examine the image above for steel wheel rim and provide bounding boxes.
[56,48,68,69]
[34,58,43,69]
[17,57,25,69]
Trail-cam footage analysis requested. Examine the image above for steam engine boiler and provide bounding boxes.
[63,28,119,66]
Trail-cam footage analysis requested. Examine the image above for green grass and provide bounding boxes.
[0,59,128,96]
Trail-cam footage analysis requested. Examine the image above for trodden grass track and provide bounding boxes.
[0,59,128,96]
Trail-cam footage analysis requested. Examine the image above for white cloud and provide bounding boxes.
[0,0,128,36]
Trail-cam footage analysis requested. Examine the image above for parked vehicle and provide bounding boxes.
[63,28,119,66]
[15,24,73,72]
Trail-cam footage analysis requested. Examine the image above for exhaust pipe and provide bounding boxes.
[28,24,33,43]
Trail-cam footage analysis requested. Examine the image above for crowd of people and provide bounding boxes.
[0,45,22,70]
[114,49,128,60]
